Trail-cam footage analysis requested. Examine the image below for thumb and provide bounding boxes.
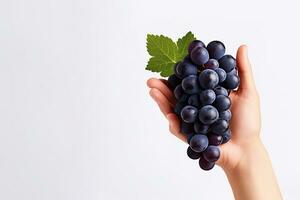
[236,45,256,94]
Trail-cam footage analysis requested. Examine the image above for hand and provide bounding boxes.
[147,45,261,171]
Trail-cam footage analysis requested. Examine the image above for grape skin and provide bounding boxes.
[188,40,206,54]
[203,145,220,162]
[190,47,209,65]
[187,146,202,160]
[198,69,219,89]
[198,105,219,125]
[189,134,209,153]
[207,41,226,60]
[181,105,198,123]
[199,157,215,170]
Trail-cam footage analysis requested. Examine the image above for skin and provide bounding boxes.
[147,45,282,200]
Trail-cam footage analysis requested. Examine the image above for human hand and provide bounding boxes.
[147,45,261,171]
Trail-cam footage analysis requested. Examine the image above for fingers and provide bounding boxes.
[149,88,173,118]
[147,78,176,106]
[236,45,257,94]
[167,113,187,143]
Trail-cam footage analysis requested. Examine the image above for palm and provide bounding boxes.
[147,45,260,170]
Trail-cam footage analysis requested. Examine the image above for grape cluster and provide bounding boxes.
[167,40,240,170]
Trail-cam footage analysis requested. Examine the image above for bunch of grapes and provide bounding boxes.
[167,40,240,170]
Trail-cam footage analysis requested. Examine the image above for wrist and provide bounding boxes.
[222,136,266,173]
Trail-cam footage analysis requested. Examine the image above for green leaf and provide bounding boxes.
[176,31,196,61]
[145,32,196,77]
[146,34,178,77]
[146,56,175,77]
[146,34,178,62]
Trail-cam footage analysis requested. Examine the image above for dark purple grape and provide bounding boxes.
[187,146,202,160]
[222,73,240,90]
[189,134,209,152]
[190,47,209,65]
[219,55,236,72]
[194,120,210,135]
[203,145,220,162]
[213,95,231,111]
[222,129,231,144]
[204,59,219,69]
[175,61,198,78]
[214,86,228,96]
[188,40,206,54]
[219,110,232,121]
[167,74,181,91]
[215,68,226,83]
[211,119,229,135]
[181,105,198,123]
[208,134,223,145]
[199,89,216,105]
[207,41,226,60]
[198,105,219,125]
[181,75,200,94]
[174,85,184,100]
[180,121,194,135]
[198,69,219,89]
[199,157,215,170]
[188,95,201,108]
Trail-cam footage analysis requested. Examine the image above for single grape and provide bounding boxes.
[213,95,231,111]
[222,129,231,144]
[211,119,229,135]
[204,59,219,70]
[219,110,232,121]
[219,55,236,72]
[182,75,200,94]
[207,41,226,60]
[198,69,219,89]
[222,73,240,90]
[188,95,201,108]
[194,120,210,135]
[215,68,226,83]
[198,105,219,125]
[199,157,215,170]
[208,134,223,145]
[187,146,202,160]
[181,121,195,135]
[199,89,216,105]
[181,105,198,123]
[188,40,206,54]
[189,134,209,152]
[190,47,209,65]
[214,86,228,96]
[175,61,198,78]
[167,74,181,91]
[174,85,184,100]
[203,145,220,162]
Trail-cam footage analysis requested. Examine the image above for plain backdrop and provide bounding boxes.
[0,0,299,199]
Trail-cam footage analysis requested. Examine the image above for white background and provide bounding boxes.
[0,0,299,199]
